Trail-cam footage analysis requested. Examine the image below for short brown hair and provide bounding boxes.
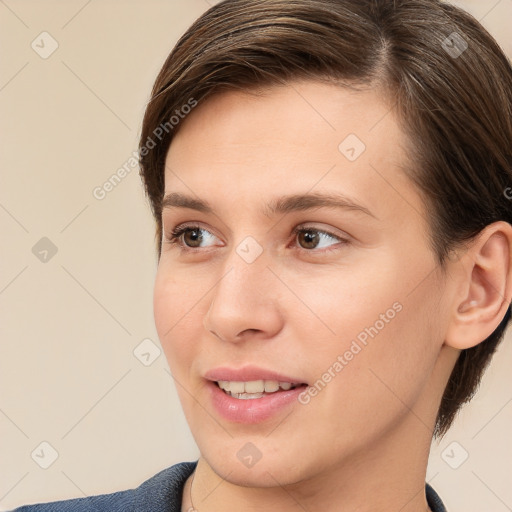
[138,0,512,437]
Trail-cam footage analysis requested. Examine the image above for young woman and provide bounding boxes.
[14,0,512,511]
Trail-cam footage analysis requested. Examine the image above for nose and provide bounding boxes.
[202,246,284,343]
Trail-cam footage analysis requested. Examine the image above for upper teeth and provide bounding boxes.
[217,380,295,394]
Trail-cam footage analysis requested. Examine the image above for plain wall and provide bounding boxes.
[1,0,511,510]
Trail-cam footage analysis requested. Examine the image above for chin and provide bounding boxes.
[208,457,304,488]
[197,434,318,489]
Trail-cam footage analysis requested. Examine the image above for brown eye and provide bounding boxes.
[166,225,218,250]
[297,229,320,249]
[295,228,343,251]
[182,228,203,247]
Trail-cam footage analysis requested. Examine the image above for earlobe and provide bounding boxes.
[445,221,512,350]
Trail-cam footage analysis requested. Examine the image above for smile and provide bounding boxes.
[216,380,303,399]
[204,366,308,422]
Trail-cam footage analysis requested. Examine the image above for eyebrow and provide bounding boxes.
[161,191,376,218]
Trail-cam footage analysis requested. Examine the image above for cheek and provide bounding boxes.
[153,271,176,345]
[325,281,441,419]
[289,249,443,406]
[293,305,439,454]
[276,256,402,346]
[153,268,201,370]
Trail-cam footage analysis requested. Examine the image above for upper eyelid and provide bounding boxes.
[291,225,344,239]
[169,223,222,240]
[168,222,343,237]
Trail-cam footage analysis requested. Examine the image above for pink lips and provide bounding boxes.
[204,365,307,424]
[204,365,304,384]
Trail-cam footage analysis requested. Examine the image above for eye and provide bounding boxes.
[165,224,219,249]
[164,224,349,254]
[292,226,348,252]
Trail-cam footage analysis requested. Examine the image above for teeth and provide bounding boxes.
[264,380,279,392]
[217,380,298,397]
[245,380,264,393]
[235,392,264,400]
[229,381,245,394]
[218,380,230,391]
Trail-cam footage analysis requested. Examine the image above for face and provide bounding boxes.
[154,81,454,487]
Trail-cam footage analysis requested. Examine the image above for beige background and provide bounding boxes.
[1,0,511,510]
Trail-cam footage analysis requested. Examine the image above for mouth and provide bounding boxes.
[204,367,309,423]
[215,380,306,399]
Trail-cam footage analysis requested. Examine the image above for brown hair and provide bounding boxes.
[138,0,512,437]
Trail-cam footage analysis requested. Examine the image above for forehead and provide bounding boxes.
[164,80,424,224]
[169,81,398,154]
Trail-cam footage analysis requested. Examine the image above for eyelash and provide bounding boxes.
[164,223,349,255]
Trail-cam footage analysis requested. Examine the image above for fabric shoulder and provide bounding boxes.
[426,483,447,512]
[10,461,198,512]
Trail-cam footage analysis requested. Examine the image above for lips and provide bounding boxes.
[204,366,306,384]
[204,366,308,423]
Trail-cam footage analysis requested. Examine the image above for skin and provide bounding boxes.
[153,80,512,512]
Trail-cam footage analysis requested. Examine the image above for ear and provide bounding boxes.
[445,221,512,350]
